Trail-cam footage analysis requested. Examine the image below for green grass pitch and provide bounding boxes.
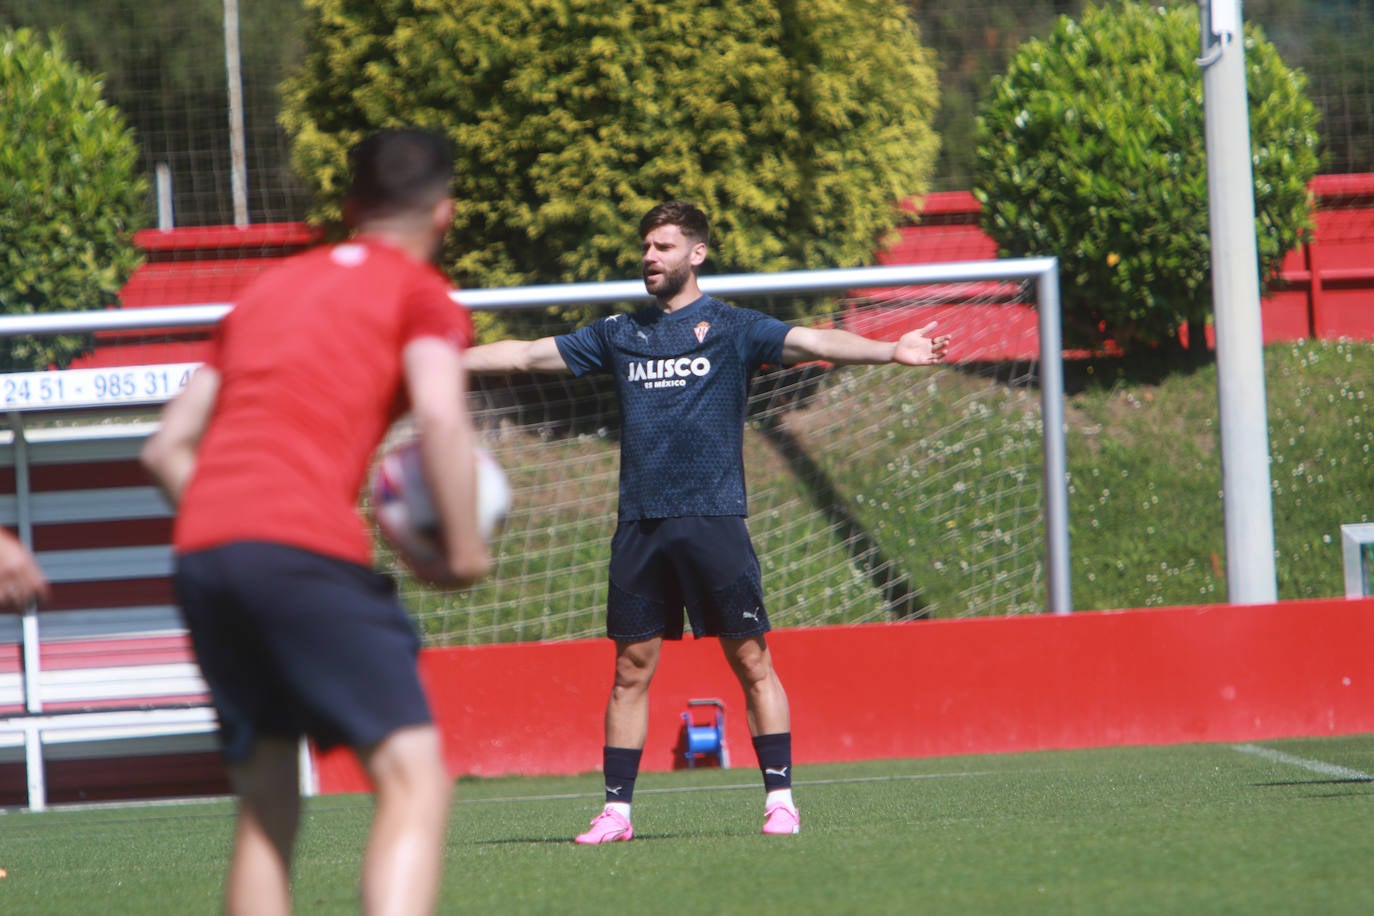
[2,736,1373,914]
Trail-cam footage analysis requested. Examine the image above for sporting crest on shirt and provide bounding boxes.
[694,321,711,343]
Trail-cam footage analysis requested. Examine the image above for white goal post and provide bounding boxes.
[0,257,1069,639]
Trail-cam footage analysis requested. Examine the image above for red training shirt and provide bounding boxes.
[173,238,473,566]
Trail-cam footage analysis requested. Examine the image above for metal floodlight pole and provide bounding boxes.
[1199,0,1278,604]
[223,0,249,227]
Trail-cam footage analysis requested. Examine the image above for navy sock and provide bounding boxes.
[602,746,643,804]
[752,732,793,790]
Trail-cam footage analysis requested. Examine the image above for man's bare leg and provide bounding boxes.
[605,637,663,748]
[722,634,799,833]
[225,737,301,916]
[574,637,663,843]
[720,634,790,735]
[358,724,453,916]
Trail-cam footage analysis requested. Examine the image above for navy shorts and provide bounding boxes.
[606,517,769,642]
[173,541,432,765]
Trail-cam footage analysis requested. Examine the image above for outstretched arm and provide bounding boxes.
[463,337,570,374]
[780,321,951,367]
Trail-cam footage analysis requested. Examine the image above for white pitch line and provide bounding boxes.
[1232,743,1373,781]
[0,771,1001,816]
[458,770,997,806]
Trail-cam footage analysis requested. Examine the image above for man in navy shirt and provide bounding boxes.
[465,201,950,842]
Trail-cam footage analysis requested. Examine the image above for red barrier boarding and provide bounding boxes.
[314,596,1374,793]
[0,425,226,809]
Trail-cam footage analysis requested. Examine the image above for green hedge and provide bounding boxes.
[280,0,938,333]
[973,1,1319,353]
[0,28,146,370]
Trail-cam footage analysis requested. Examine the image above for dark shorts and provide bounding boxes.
[173,541,431,765]
[606,517,769,642]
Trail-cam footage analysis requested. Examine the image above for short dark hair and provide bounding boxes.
[345,128,454,222]
[639,200,710,248]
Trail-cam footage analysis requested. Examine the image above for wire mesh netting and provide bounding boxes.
[387,279,1047,646]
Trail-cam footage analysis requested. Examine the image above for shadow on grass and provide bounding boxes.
[1061,344,1217,396]
[1253,778,1374,788]
[471,831,721,846]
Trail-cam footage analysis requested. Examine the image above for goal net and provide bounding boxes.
[0,260,1062,649]
[400,270,1054,645]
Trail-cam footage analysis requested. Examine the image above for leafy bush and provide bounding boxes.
[280,0,938,330]
[973,1,1320,353]
[0,28,147,370]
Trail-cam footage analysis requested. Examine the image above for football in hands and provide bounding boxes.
[370,439,510,567]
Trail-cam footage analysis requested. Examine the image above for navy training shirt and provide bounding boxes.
[555,295,792,520]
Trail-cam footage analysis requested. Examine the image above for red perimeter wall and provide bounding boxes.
[315,597,1374,793]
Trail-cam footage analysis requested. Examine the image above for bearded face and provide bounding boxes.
[641,224,703,305]
[643,255,692,300]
